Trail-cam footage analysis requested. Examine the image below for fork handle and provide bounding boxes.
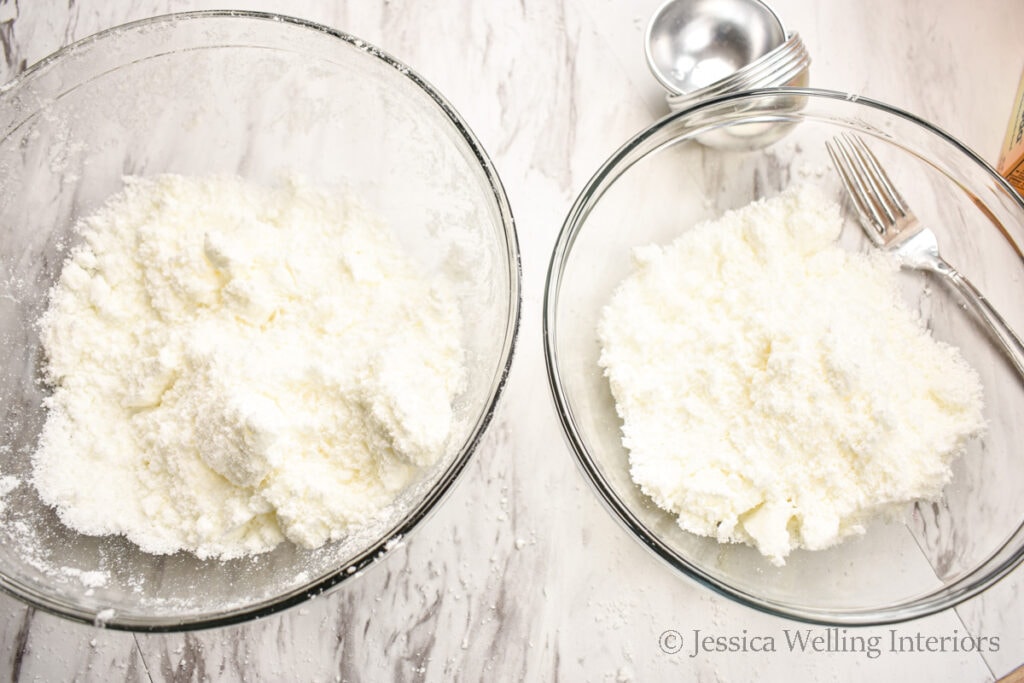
[933,258,1024,379]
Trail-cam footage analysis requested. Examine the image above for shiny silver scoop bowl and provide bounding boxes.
[664,31,810,110]
[645,0,786,95]
[645,0,811,149]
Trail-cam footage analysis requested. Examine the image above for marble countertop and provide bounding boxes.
[1,1,1022,681]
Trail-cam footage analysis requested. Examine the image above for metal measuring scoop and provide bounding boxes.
[644,0,811,148]
[645,0,786,96]
[664,32,809,108]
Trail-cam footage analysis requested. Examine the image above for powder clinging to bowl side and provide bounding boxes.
[32,175,466,559]
[598,184,985,566]
[0,471,17,515]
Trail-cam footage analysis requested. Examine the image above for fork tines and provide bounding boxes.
[826,133,914,244]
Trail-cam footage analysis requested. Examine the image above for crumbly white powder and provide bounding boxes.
[58,566,110,588]
[598,184,985,566]
[32,175,466,559]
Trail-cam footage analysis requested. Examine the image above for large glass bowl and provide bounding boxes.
[544,88,1024,625]
[0,12,519,630]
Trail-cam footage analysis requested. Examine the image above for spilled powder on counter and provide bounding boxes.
[32,174,466,559]
[598,184,984,566]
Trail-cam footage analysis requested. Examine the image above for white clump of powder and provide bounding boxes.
[32,175,466,559]
[59,566,110,588]
[598,184,985,566]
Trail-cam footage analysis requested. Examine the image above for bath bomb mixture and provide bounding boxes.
[598,184,984,566]
[33,175,466,559]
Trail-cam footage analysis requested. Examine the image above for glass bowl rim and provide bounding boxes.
[542,86,1024,626]
[0,9,522,632]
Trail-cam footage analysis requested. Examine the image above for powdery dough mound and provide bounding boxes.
[598,184,984,566]
[33,175,466,559]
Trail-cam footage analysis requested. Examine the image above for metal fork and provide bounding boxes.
[827,133,1024,378]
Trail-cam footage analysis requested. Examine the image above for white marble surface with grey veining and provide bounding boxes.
[1,0,1022,681]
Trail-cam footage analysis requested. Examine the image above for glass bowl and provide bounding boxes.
[0,12,519,630]
[544,88,1024,625]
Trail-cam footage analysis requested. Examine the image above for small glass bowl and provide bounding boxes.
[0,11,520,630]
[544,88,1024,625]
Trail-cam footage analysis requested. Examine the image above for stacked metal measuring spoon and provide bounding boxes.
[645,0,811,112]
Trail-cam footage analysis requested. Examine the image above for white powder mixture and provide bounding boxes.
[598,184,984,566]
[32,175,466,559]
